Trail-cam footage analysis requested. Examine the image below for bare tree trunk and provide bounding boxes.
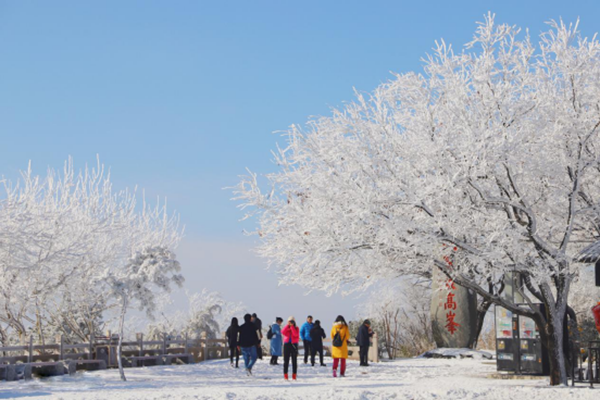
[33,300,48,355]
[0,324,7,350]
[384,313,393,359]
[392,309,400,358]
[539,280,570,386]
[544,309,568,386]
[117,297,128,382]
[472,300,493,349]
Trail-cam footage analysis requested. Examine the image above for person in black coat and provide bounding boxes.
[356,319,374,366]
[239,313,260,374]
[225,317,240,368]
[251,313,263,360]
[309,320,327,366]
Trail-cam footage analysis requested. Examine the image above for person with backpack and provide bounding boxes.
[309,319,326,366]
[330,315,350,377]
[268,317,283,365]
[299,315,314,364]
[238,313,260,376]
[225,317,240,368]
[356,319,374,366]
[281,316,300,381]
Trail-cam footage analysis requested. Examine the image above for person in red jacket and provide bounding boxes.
[281,316,300,380]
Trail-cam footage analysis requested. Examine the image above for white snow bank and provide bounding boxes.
[419,347,494,359]
[0,357,595,400]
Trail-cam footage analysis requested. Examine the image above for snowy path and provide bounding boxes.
[0,357,597,400]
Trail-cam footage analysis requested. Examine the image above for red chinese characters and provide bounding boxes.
[444,278,460,335]
[441,245,460,335]
[445,311,461,334]
[444,292,457,310]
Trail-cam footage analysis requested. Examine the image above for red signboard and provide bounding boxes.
[593,303,600,335]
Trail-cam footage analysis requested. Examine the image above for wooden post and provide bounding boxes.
[107,330,113,366]
[162,333,167,355]
[28,336,33,363]
[371,333,380,363]
[588,347,592,388]
[203,339,208,361]
[137,333,143,357]
[184,332,189,355]
[59,335,64,361]
[89,332,94,360]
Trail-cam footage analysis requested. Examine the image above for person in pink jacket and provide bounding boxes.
[281,316,300,380]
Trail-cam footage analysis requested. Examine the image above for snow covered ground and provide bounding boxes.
[0,357,597,400]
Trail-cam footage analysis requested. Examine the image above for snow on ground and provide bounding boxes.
[0,357,597,400]
[419,348,493,359]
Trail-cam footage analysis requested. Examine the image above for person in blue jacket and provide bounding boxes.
[300,315,314,364]
[269,317,283,365]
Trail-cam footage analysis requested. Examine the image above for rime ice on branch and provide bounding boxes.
[234,14,600,385]
[0,157,184,382]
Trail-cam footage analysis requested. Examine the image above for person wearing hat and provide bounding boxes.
[281,316,300,380]
[356,319,374,366]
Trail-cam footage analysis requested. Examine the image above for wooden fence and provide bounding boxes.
[0,335,95,364]
[0,332,378,381]
[0,333,229,381]
[95,333,229,367]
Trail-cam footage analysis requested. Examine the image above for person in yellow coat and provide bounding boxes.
[330,315,350,377]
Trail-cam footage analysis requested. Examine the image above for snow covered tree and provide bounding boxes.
[146,290,246,342]
[0,157,184,370]
[183,290,223,340]
[568,266,600,320]
[214,296,247,338]
[0,159,127,344]
[105,246,183,381]
[235,15,600,385]
[359,281,433,358]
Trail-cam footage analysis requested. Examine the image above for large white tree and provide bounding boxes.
[235,15,600,385]
[0,158,184,362]
[0,160,124,344]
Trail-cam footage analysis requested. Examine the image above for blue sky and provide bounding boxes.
[1,0,599,328]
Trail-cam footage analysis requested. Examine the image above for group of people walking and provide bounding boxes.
[226,313,373,381]
[225,313,263,373]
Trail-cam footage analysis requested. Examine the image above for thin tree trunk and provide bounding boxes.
[34,300,47,354]
[0,325,7,352]
[117,297,128,382]
[472,300,493,349]
[385,315,392,359]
